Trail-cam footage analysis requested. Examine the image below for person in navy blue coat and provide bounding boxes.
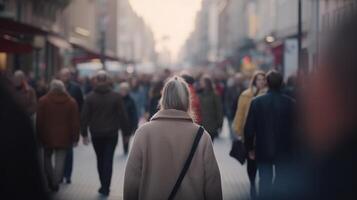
[244,70,295,198]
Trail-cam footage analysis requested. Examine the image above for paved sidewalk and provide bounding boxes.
[54,127,250,200]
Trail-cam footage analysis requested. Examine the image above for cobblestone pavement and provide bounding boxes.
[54,122,250,200]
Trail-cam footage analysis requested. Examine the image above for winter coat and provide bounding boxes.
[199,90,223,137]
[244,90,295,162]
[81,84,130,138]
[124,109,222,200]
[147,95,161,119]
[224,85,245,121]
[130,87,146,118]
[14,84,37,116]
[66,81,84,111]
[122,94,139,134]
[36,92,80,148]
[232,88,266,139]
[1,77,49,199]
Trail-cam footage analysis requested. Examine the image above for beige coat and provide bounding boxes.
[124,109,222,200]
[232,88,266,140]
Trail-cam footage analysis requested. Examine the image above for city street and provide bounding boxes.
[53,123,250,200]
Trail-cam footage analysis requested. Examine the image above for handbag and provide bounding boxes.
[229,139,247,165]
[168,127,204,200]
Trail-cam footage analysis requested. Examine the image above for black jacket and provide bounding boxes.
[244,90,295,162]
[81,84,129,138]
[0,77,49,200]
[66,81,84,111]
[122,94,139,134]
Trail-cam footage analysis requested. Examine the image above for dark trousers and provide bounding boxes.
[258,162,274,198]
[63,148,73,180]
[247,158,257,196]
[92,134,118,192]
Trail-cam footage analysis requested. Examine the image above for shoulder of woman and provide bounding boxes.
[240,89,254,100]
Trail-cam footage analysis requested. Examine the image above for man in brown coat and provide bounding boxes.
[36,79,80,192]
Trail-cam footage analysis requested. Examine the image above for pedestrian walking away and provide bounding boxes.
[81,70,130,196]
[36,79,80,192]
[244,70,295,198]
[232,70,267,198]
[124,76,222,200]
[59,67,84,184]
[198,75,224,141]
[119,82,139,154]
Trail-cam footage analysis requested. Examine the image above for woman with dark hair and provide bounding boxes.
[232,70,266,198]
[198,75,223,141]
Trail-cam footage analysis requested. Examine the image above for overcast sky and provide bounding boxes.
[129,0,202,60]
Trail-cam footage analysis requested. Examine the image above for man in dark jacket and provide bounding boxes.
[119,82,138,154]
[59,68,84,184]
[81,70,130,196]
[244,70,295,198]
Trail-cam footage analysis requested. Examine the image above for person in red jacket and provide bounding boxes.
[181,73,202,124]
[36,79,80,192]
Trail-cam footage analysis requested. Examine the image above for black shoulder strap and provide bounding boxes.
[168,127,205,200]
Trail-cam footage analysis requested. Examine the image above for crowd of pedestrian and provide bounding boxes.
[1,11,357,200]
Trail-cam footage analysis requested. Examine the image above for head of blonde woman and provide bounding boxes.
[160,76,191,113]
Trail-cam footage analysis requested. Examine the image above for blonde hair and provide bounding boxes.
[160,76,191,113]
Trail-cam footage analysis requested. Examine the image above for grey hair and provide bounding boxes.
[160,76,191,113]
[14,70,25,79]
[50,79,66,93]
[96,70,109,83]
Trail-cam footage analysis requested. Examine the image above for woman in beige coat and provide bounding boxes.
[232,70,266,198]
[124,76,222,200]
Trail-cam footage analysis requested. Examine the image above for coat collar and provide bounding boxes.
[150,109,193,122]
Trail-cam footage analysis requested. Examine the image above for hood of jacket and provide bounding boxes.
[94,83,112,94]
[47,92,71,104]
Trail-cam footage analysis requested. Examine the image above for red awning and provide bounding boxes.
[71,42,122,64]
[0,36,33,53]
[0,17,47,36]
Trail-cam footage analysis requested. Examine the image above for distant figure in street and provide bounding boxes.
[59,67,84,184]
[35,78,48,99]
[232,70,266,198]
[130,77,146,118]
[224,73,246,139]
[36,80,80,192]
[181,73,202,124]
[119,82,139,154]
[244,70,295,198]
[124,76,222,200]
[283,75,297,99]
[146,79,164,119]
[198,75,223,141]
[1,75,49,200]
[13,70,37,116]
[81,70,130,196]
